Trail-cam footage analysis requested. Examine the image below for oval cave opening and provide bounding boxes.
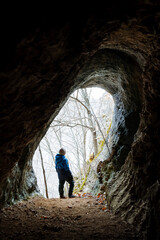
[32,49,142,200]
[32,87,114,198]
[0,4,159,238]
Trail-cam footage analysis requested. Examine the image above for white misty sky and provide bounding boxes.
[89,87,106,99]
[33,87,114,198]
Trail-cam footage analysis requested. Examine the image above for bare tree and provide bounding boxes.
[44,136,55,161]
[39,145,49,198]
[33,87,114,197]
[71,89,111,155]
[80,89,98,156]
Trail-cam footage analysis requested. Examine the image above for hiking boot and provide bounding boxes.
[60,196,66,199]
[69,195,76,198]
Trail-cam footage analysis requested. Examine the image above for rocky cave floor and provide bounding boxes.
[0,194,142,240]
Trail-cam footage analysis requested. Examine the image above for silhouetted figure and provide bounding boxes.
[55,148,75,198]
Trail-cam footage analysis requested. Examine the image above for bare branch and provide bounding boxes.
[50,123,92,130]
[70,96,90,112]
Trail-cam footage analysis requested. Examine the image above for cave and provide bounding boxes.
[0,1,160,239]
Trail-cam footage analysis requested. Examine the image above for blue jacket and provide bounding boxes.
[55,154,70,171]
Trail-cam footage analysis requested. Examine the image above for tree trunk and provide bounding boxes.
[39,146,49,199]
[92,129,98,156]
[45,136,55,162]
[81,89,98,156]
[75,97,87,177]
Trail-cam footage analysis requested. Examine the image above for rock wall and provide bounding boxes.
[0,1,160,239]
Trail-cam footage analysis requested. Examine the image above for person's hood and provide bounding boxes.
[55,154,65,163]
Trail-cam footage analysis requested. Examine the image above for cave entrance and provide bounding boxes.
[32,87,114,198]
[31,48,142,202]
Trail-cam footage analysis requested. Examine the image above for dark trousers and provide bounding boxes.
[56,169,74,197]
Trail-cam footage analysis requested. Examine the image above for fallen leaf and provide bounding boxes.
[97,193,101,198]
[102,207,107,211]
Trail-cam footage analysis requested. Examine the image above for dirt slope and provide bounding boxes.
[0,195,141,239]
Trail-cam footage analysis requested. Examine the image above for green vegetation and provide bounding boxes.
[74,121,112,193]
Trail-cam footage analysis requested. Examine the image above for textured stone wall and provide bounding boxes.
[0,1,160,239]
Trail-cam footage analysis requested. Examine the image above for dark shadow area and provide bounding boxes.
[0,2,160,239]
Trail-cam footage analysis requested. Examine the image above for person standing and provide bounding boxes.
[55,148,75,198]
